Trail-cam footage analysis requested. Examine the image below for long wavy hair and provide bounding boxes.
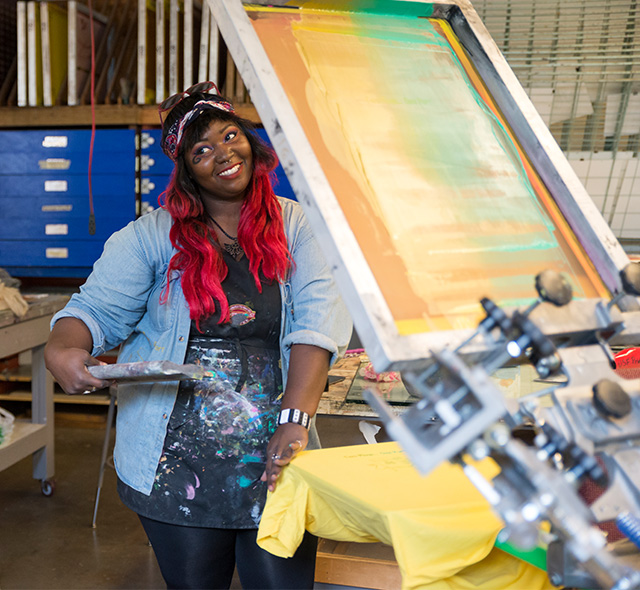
[159,98,291,325]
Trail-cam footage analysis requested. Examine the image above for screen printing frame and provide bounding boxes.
[208,0,632,373]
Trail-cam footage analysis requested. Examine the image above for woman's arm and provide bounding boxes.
[44,317,111,394]
[261,343,330,491]
[260,202,353,491]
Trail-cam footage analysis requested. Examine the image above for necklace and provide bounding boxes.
[208,214,244,258]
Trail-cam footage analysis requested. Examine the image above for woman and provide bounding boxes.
[44,82,352,589]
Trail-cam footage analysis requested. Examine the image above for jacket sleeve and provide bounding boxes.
[281,206,353,367]
[50,215,167,356]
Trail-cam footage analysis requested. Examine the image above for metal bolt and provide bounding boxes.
[467,439,490,461]
[550,573,563,586]
[485,423,511,448]
[539,493,554,507]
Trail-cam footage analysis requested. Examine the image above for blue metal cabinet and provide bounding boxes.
[139,129,172,214]
[0,128,136,278]
[256,128,296,201]
[139,152,174,175]
[139,128,164,154]
[139,129,173,174]
[139,175,171,210]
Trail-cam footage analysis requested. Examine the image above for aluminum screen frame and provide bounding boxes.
[207,0,631,372]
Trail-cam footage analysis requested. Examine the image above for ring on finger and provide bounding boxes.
[271,453,281,461]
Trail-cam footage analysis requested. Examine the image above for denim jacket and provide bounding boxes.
[52,197,352,494]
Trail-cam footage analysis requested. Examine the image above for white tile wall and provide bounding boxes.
[568,152,640,236]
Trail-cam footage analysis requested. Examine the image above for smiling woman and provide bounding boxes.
[43,83,352,589]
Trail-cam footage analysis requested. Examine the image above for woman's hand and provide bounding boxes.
[261,423,308,492]
[45,346,110,394]
[260,344,331,492]
[44,317,112,394]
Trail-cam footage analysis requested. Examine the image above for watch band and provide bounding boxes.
[278,408,311,430]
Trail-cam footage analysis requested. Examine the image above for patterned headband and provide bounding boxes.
[162,99,236,161]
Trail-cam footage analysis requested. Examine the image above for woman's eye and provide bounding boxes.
[194,145,211,156]
[225,130,238,142]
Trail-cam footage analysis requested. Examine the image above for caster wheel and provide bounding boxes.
[41,478,56,497]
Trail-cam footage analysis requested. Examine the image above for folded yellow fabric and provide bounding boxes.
[258,442,554,590]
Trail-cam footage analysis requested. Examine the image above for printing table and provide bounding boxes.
[0,294,68,495]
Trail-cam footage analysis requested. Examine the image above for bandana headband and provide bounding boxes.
[162,99,236,161]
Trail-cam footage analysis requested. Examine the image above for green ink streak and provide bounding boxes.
[288,1,434,17]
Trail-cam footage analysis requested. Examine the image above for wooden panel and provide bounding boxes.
[315,538,402,590]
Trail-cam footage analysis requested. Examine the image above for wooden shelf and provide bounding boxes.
[0,365,32,383]
[0,103,259,128]
[0,349,114,408]
[0,389,111,406]
[0,364,113,406]
[0,421,48,471]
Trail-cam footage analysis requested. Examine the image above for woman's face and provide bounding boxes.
[185,118,253,203]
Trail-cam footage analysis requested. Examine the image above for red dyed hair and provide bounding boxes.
[160,107,291,325]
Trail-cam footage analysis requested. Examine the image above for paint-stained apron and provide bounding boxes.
[118,251,282,528]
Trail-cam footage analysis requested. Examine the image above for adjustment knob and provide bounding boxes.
[480,297,511,334]
[535,270,573,306]
[592,379,633,419]
[620,263,640,296]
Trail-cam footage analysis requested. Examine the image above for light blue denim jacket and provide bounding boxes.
[52,197,352,494]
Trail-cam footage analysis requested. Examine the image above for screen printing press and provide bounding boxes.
[204,1,640,587]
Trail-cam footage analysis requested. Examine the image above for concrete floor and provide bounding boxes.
[0,410,381,590]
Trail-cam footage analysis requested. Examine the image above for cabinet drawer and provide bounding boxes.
[2,266,93,278]
[0,150,135,175]
[2,195,135,220]
[0,174,134,197]
[0,239,107,267]
[140,129,164,154]
[0,216,133,241]
[140,175,171,203]
[0,129,136,155]
[139,153,173,175]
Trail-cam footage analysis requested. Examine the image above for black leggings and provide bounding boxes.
[138,514,318,590]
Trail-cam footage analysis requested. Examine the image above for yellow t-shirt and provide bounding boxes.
[258,442,554,590]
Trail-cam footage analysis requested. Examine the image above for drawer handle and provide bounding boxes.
[45,247,69,259]
[45,224,69,236]
[39,158,71,170]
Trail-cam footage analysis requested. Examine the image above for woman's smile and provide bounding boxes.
[218,162,243,178]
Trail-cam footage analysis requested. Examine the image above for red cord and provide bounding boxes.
[87,0,96,235]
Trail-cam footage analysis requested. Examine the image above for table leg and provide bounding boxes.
[30,344,55,482]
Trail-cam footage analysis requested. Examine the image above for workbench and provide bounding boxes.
[0,294,68,495]
[320,353,408,419]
